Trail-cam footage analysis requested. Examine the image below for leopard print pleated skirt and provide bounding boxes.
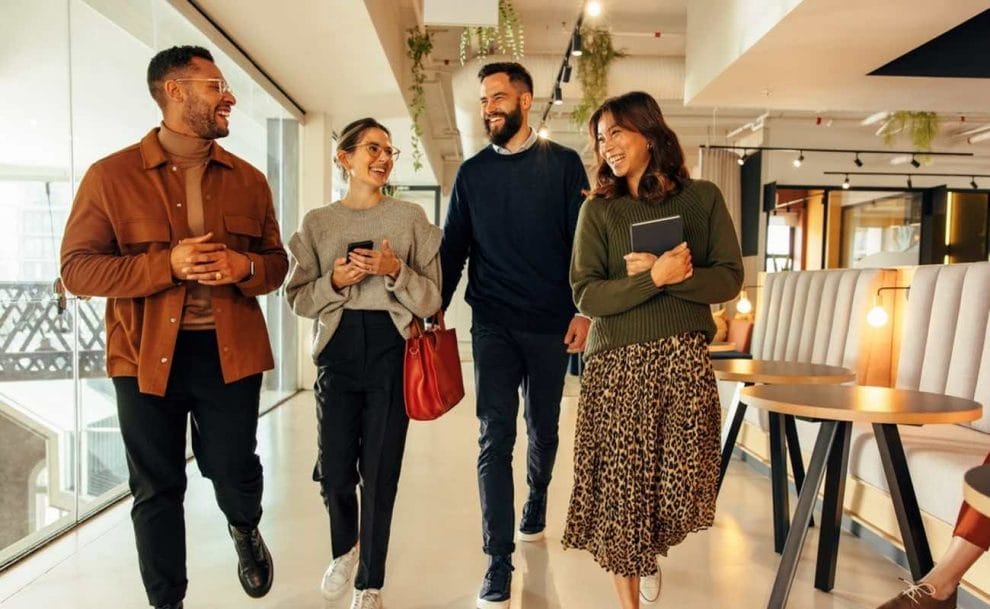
[562,332,721,577]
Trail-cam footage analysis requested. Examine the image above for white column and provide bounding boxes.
[296,112,334,389]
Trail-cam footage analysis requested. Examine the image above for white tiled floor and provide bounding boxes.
[0,364,915,608]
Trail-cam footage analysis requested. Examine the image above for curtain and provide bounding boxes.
[698,148,742,239]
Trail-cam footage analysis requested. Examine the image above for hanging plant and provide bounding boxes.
[571,27,626,127]
[458,0,525,65]
[406,27,434,172]
[877,111,940,152]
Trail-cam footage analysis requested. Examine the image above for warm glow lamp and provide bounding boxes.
[866,286,910,327]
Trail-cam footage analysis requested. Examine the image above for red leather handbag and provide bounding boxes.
[404,311,465,420]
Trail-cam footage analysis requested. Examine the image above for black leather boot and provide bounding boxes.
[228,524,274,598]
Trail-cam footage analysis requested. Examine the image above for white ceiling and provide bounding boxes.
[188,0,990,190]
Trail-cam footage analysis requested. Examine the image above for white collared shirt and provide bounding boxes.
[492,127,538,155]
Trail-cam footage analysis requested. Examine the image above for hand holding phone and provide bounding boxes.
[346,240,374,256]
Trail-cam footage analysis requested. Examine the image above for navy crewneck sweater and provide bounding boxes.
[440,139,589,334]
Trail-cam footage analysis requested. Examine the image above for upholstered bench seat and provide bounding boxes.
[791,419,990,525]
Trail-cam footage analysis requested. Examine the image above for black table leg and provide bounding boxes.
[784,416,807,496]
[815,421,852,592]
[719,397,748,492]
[783,415,815,528]
[768,412,790,553]
[768,421,840,609]
[874,423,934,580]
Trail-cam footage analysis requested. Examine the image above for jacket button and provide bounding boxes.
[176,203,183,208]
[169,317,176,323]
[171,166,177,172]
[223,346,229,353]
[160,356,168,363]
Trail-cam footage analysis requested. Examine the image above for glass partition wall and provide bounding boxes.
[766,186,990,271]
[0,0,299,569]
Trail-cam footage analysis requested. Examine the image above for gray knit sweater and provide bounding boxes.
[285,197,442,362]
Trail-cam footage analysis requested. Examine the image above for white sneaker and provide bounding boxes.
[321,544,359,600]
[640,565,662,603]
[350,588,383,609]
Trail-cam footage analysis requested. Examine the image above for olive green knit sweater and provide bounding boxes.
[570,179,743,358]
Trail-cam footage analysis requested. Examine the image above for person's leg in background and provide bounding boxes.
[877,452,990,608]
[472,321,524,608]
[515,329,569,541]
[114,377,191,609]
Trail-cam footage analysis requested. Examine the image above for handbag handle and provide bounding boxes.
[408,310,446,338]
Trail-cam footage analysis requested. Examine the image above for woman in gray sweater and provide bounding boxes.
[285,118,441,609]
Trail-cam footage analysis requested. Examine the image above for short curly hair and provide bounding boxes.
[147,45,214,109]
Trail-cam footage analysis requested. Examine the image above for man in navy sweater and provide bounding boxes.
[440,62,590,609]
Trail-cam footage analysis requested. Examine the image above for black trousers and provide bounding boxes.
[314,310,409,590]
[113,330,263,607]
[472,321,570,556]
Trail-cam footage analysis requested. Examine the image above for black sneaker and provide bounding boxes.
[476,554,513,609]
[229,524,274,598]
[518,492,547,542]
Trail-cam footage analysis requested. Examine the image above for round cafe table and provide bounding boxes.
[964,464,990,518]
[741,384,981,609]
[714,360,856,552]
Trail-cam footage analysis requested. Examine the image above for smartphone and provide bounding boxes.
[346,240,374,256]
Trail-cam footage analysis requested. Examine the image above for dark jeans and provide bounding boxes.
[472,321,570,556]
[113,330,263,607]
[314,310,409,590]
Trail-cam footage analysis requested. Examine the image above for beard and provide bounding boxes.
[183,96,228,139]
[484,104,524,148]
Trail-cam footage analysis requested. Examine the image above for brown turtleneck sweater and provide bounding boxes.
[157,123,214,329]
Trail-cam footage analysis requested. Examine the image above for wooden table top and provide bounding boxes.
[741,384,983,425]
[708,342,737,353]
[711,359,856,384]
[964,465,990,518]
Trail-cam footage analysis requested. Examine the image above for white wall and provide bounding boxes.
[684,0,804,103]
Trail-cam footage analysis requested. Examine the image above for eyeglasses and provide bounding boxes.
[172,78,234,96]
[348,142,401,161]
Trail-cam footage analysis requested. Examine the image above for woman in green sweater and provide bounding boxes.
[562,91,743,608]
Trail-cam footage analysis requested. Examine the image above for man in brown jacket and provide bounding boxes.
[60,45,287,609]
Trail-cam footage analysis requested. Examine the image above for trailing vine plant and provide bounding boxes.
[877,111,940,152]
[572,27,625,127]
[406,27,434,172]
[458,0,525,64]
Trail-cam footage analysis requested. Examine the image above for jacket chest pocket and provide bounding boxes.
[118,220,171,255]
[224,214,262,251]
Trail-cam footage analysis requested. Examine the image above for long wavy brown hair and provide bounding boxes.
[588,91,689,201]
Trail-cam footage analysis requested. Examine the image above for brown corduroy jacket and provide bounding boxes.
[60,128,288,396]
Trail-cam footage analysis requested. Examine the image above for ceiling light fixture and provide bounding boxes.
[702,145,972,160]
[562,62,572,83]
[972,177,979,189]
[538,125,550,139]
[842,174,850,189]
[910,154,921,168]
[737,153,747,166]
[571,30,583,56]
[907,176,913,188]
[552,84,563,105]
[586,0,603,17]
[792,151,804,168]
[854,152,863,167]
